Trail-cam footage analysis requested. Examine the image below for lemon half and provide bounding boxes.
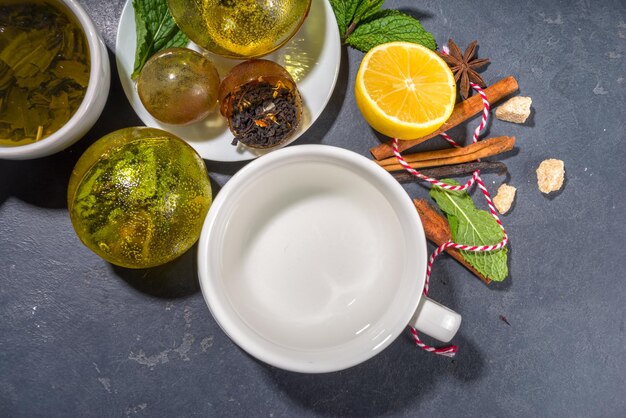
[355,42,456,140]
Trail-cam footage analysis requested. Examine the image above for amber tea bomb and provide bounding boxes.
[137,48,220,125]
[218,59,302,149]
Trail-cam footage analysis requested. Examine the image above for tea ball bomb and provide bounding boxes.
[218,59,302,149]
[167,0,311,58]
[68,127,212,268]
[137,48,220,125]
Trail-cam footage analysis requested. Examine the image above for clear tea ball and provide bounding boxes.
[137,48,220,125]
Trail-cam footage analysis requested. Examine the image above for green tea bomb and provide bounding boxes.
[68,127,212,268]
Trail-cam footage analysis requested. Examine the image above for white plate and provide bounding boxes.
[115,0,341,162]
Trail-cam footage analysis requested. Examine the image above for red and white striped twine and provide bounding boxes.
[393,78,509,358]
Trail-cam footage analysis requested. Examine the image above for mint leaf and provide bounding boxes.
[354,0,385,23]
[329,1,436,50]
[345,10,436,52]
[459,223,508,281]
[132,0,188,79]
[330,0,383,39]
[329,0,361,39]
[430,179,509,282]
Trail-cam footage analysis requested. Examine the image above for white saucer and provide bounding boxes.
[115,0,341,162]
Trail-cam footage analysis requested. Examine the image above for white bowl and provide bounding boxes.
[0,0,110,160]
[115,0,340,162]
[198,145,433,373]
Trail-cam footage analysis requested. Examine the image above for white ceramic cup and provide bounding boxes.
[197,145,461,373]
[0,0,110,160]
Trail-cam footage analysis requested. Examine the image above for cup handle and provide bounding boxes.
[410,297,462,343]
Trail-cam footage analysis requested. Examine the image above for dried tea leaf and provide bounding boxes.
[0,26,21,50]
[62,25,75,57]
[52,60,89,87]
[3,86,28,132]
[15,71,47,89]
[0,59,13,90]
[0,30,62,79]
[0,2,90,145]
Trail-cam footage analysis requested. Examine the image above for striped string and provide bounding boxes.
[393,80,509,358]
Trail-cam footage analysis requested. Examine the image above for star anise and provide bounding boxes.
[437,39,490,100]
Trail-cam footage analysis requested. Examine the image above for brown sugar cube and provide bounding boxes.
[493,183,517,214]
[495,96,532,124]
[536,159,565,194]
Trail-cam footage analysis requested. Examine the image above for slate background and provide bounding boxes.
[1,0,625,416]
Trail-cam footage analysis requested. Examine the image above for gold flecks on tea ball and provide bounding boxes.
[67,127,212,268]
[167,0,311,58]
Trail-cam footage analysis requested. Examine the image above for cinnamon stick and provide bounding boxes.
[414,199,491,284]
[379,135,515,172]
[370,76,519,160]
[392,161,507,183]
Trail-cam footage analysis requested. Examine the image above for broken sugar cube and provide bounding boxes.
[495,96,532,124]
[536,159,565,194]
[493,183,517,214]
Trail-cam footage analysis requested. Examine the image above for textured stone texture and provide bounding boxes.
[1,0,625,416]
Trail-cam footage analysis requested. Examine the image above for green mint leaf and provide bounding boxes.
[458,223,508,282]
[448,213,460,238]
[430,179,509,282]
[354,0,385,23]
[428,179,473,215]
[131,0,188,79]
[345,10,436,52]
[329,0,361,39]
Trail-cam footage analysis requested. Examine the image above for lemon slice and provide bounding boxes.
[355,42,456,140]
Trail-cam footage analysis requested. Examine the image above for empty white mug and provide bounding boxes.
[197,145,461,373]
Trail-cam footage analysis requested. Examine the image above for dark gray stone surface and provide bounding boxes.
[1,0,625,416]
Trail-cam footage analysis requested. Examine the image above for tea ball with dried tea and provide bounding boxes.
[137,48,220,125]
[218,59,302,149]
